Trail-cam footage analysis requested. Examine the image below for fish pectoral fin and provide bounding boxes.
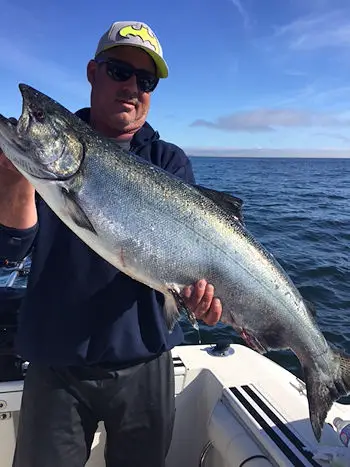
[62,188,96,234]
[194,185,244,225]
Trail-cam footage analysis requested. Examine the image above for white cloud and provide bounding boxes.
[229,0,250,29]
[272,84,350,110]
[274,10,350,51]
[190,108,350,133]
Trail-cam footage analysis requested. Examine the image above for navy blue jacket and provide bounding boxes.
[0,109,196,367]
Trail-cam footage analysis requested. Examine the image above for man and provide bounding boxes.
[0,21,222,467]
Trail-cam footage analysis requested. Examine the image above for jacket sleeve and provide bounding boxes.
[0,222,38,262]
[161,144,196,184]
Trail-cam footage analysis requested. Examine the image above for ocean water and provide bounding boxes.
[180,157,350,381]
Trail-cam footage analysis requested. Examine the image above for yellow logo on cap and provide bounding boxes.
[119,25,160,55]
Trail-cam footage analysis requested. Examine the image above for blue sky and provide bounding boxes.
[1,0,350,156]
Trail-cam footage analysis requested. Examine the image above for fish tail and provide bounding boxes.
[303,348,350,442]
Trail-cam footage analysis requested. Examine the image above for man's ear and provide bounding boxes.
[87,60,97,85]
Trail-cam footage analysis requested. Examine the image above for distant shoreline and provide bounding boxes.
[188,155,350,159]
[186,150,350,159]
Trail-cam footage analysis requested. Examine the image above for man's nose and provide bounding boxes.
[120,74,138,93]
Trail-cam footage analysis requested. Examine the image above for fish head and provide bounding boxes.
[0,83,84,181]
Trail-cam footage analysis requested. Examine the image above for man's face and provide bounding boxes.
[87,46,157,139]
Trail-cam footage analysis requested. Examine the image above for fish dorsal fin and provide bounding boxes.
[195,185,244,225]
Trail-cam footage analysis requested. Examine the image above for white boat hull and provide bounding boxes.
[1,344,350,466]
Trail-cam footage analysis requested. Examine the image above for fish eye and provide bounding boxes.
[33,109,45,122]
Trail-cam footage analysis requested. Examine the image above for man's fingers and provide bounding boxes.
[194,283,214,318]
[202,298,222,325]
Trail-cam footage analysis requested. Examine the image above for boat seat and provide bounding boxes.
[207,400,272,466]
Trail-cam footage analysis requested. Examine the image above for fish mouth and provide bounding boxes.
[0,112,49,179]
[1,84,84,182]
[0,113,16,129]
[0,114,27,152]
[0,116,30,155]
[0,114,11,123]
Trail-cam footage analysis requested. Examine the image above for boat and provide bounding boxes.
[2,342,350,466]
[1,263,350,466]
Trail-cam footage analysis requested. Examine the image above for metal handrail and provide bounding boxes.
[1,258,30,289]
[199,441,214,467]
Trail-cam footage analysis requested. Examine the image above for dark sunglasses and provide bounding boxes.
[95,57,159,93]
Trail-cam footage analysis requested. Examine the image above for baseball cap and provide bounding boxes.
[95,21,168,78]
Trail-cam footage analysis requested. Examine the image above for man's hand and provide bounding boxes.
[0,118,21,176]
[0,116,37,229]
[182,280,222,326]
[0,150,20,175]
